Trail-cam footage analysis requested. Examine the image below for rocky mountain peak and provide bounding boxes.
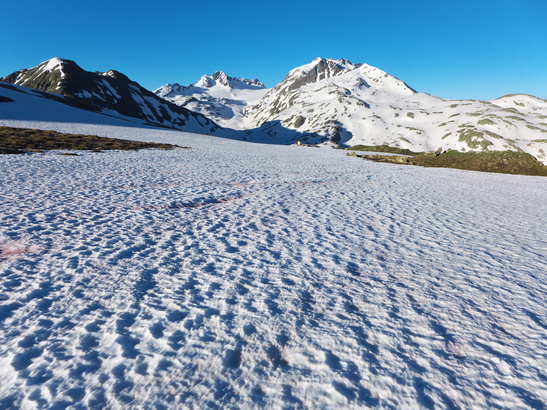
[0,57,219,133]
[279,58,361,92]
[192,71,265,89]
[211,71,230,87]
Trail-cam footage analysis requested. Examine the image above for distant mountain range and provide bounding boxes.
[1,57,546,163]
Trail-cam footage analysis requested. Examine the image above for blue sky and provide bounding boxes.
[1,0,546,100]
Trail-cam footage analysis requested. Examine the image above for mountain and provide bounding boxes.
[154,71,268,129]
[243,58,547,163]
[0,81,176,129]
[2,57,546,164]
[0,58,220,134]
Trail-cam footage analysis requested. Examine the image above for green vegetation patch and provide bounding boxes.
[526,125,547,133]
[354,149,547,176]
[348,144,422,155]
[0,126,186,154]
[483,130,504,140]
[501,107,522,115]
[409,150,547,176]
[293,116,306,128]
[478,119,496,125]
[456,128,493,150]
[405,127,423,134]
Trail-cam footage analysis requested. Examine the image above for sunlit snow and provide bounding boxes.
[41,58,65,74]
[0,121,545,408]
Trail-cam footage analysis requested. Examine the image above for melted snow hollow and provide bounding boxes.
[0,121,546,408]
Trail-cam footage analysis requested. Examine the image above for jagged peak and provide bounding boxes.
[195,74,216,88]
[212,71,230,86]
[278,58,361,92]
[287,58,360,79]
[193,71,265,89]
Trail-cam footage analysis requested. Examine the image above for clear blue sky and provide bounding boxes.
[1,0,546,100]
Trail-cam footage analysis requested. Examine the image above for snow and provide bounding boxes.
[155,72,269,129]
[286,57,358,79]
[75,90,93,99]
[0,120,546,408]
[0,83,153,128]
[245,60,547,163]
[101,79,121,100]
[41,57,64,73]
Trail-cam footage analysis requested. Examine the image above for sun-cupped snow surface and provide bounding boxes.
[0,121,546,408]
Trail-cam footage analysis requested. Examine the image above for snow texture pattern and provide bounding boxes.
[0,121,546,408]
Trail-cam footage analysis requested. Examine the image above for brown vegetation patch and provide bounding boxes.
[0,126,188,154]
[348,146,547,176]
[348,144,421,155]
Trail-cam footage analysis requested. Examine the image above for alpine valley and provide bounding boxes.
[1,57,547,163]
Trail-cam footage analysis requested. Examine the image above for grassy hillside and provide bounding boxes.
[348,145,547,176]
[410,150,547,176]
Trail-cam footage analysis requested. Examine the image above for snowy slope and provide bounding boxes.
[0,120,546,408]
[155,71,268,129]
[245,58,547,163]
[0,83,160,128]
[1,58,221,134]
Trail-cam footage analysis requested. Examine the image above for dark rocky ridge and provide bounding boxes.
[1,59,219,132]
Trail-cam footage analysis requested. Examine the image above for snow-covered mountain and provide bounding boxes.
[244,58,547,162]
[155,71,268,129]
[0,58,220,134]
[2,57,547,163]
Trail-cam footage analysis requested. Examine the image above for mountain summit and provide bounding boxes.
[196,71,265,89]
[1,58,219,133]
[155,71,268,129]
[242,58,547,161]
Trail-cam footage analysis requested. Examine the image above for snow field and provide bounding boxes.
[0,122,546,408]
